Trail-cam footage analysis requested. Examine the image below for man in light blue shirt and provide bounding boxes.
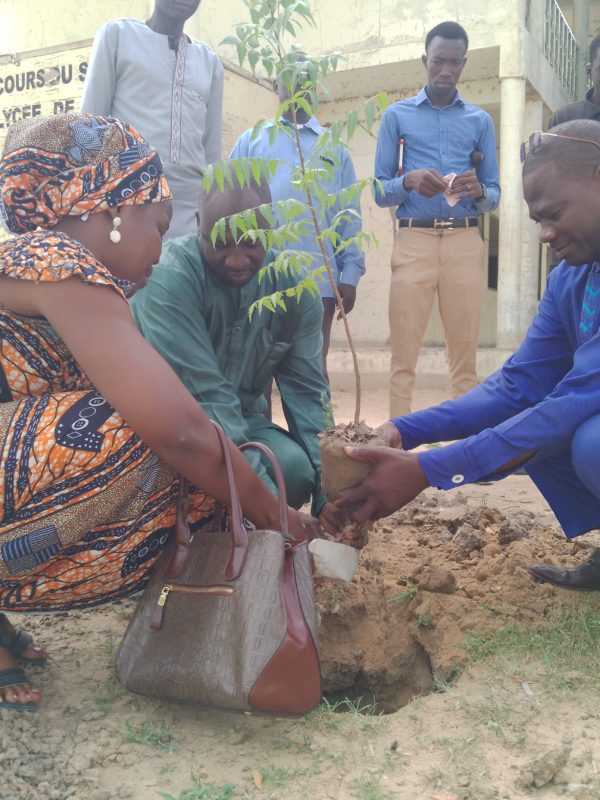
[340,121,600,591]
[374,21,500,417]
[230,53,365,374]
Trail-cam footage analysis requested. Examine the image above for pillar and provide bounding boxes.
[573,0,591,99]
[519,97,544,337]
[496,76,526,350]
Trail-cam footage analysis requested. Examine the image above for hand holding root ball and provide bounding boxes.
[319,423,390,549]
[335,447,430,528]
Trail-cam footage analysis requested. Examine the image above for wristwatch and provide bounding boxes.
[477,183,487,201]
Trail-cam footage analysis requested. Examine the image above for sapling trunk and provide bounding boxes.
[290,119,361,427]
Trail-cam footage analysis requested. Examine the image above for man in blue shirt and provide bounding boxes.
[374,21,500,417]
[230,53,365,374]
[338,120,600,590]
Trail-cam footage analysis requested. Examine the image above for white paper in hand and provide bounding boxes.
[444,172,459,207]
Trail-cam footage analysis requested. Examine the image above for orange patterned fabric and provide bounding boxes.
[0,113,171,234]
[0,231,216,611]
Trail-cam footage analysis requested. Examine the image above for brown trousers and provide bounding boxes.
[389,226,485,417]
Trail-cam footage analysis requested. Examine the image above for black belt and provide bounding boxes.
[398,217,479,229]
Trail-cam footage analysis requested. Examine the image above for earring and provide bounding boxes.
[81,212,90,222]
[110,216,122,244]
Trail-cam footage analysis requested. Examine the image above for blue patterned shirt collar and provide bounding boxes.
[277,115,326,135]
[415,86,465,108]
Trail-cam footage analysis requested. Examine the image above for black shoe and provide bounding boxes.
[528,548,600,590]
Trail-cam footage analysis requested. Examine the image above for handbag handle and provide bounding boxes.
[239,441,289,536]
[169,421,248,581]
[169,423,292,581]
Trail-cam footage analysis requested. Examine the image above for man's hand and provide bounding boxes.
[376,420,403,449]
[335,447,430,526]
[403,169,448,197]
[446,169,484,201]
[318,502,348,535]
[337,284,357,319]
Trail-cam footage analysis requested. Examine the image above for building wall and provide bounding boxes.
[0,1,153,54]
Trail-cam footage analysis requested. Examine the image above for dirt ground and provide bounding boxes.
[2,387,600,800]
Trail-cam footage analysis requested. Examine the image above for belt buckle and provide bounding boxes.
[434,219,453,229]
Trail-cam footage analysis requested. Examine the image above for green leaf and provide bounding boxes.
[214,163,225,192]
[364,100,375,131]
[248,49,260,72]
[268,124,280,147]
[236,42,247,66]
[210,216,226,246]
[375,90,389,111]
[345,110,359,141]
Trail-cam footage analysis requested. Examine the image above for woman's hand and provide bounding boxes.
[288,509,327,542]
[318,502,348,536]
[335,447,430,526]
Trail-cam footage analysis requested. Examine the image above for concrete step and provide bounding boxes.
[327,345,514,390]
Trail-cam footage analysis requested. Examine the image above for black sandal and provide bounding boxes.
[0,628,48,666]
[0,667,38,711]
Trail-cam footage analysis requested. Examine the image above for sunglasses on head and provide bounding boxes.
[520,130,600,163]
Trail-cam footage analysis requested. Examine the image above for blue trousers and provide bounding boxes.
[525,414,600,538]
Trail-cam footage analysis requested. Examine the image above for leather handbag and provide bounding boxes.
[116,422,322,716]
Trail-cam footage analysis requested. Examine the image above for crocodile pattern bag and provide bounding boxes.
[115,422,321,715]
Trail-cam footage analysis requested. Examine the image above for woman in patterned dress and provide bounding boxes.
[0,113,315,710]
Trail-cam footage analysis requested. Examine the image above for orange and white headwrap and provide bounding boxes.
[0,113,172,234]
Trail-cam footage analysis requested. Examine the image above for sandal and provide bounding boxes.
[0,667,39,711]
[0,628,48,666]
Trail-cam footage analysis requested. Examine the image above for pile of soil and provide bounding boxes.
[316,490,597,711]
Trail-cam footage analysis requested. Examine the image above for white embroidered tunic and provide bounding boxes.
[81,18,223,239]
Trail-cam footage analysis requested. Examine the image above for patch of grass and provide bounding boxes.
[95,675,125,711]
[477,601,499,613]
[392,577,418,603]
[304,696,384,733]
[465,608,600,686]
[124,714,177,751]
[104,636,118,660]
[330,696,382,716]
[113,600,135,621]
[258,765,290,788]
[423,767,447,787]
[326,583,348,607]
[415,605,433,627]
[433,734,479,765]
[271,731,313,753]
[158,774,235,800]
[350,772,394,800]
[432,670,455,693]
[468,698,529,748]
